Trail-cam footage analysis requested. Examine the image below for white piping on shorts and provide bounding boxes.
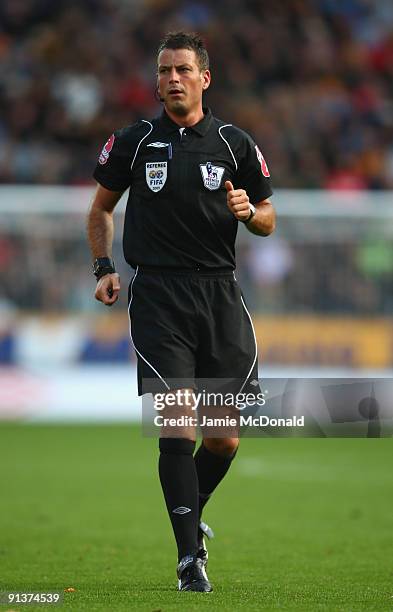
[127,266,170,390]
[238,295,258,394]
[130,120,153,171]
[218,125,238,171]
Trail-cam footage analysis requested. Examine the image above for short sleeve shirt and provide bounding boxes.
[93,108,272,269]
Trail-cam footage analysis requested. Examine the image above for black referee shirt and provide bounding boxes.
[93,108,272,269]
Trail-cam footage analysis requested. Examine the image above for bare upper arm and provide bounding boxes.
[256,197,275,215]
[256,197,272,207]
[90,183,125,214]
[254,197,276,235]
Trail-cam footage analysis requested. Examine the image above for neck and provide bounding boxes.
[164,105,205,127]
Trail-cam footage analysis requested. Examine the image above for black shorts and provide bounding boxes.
[128,267,259,396]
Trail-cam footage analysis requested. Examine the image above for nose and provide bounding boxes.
[169,67,180,83]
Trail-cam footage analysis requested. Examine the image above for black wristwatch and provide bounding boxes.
[242,203,256,225]
[93,257,116,281]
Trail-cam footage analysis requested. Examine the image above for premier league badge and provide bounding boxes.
[146,162,167,192]
[200,161,225,190]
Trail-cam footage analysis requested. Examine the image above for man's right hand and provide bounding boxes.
[95,272,121,306]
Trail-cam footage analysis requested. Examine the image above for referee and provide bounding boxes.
[87,31,275,592]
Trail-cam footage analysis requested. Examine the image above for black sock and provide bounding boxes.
[158,438,199,561]
[194,443,238,520]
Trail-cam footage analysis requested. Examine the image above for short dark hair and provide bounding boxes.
[157,31,209,71]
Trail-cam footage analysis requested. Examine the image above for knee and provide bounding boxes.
[203,437,239,458]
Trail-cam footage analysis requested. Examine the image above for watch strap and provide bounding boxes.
[242,204,256,224]
[93,257,116,280]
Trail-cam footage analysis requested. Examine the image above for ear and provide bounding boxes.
[201,69,211,91]
[155,86,164,103]
[156,76,162,98]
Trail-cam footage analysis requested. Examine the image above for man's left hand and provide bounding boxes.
[225,181,252,222]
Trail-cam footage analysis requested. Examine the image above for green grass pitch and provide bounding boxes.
[0,423,392,611]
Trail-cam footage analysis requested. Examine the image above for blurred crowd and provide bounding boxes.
[1,226,393,315]
[1,0,393,318]
[1,0,393,188]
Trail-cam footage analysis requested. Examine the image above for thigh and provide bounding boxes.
[196,277,259,394]
[128,270,198,395]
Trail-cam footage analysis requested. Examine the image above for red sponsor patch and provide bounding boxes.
[99,134,115,165]
[255,145,270,177]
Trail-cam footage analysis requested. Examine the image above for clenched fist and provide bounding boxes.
[95,272,120,306]
[225,181,252,222]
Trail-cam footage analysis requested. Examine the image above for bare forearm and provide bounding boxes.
[87,206,114,259]
[246,203,276,236]
[87,185,123,259]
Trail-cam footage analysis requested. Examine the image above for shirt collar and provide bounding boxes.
[159,107,212,136]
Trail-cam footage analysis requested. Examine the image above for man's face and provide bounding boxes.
[157,48,210,116]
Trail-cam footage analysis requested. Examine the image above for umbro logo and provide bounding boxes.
[147,141,170,148]
[172,506,191,515]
